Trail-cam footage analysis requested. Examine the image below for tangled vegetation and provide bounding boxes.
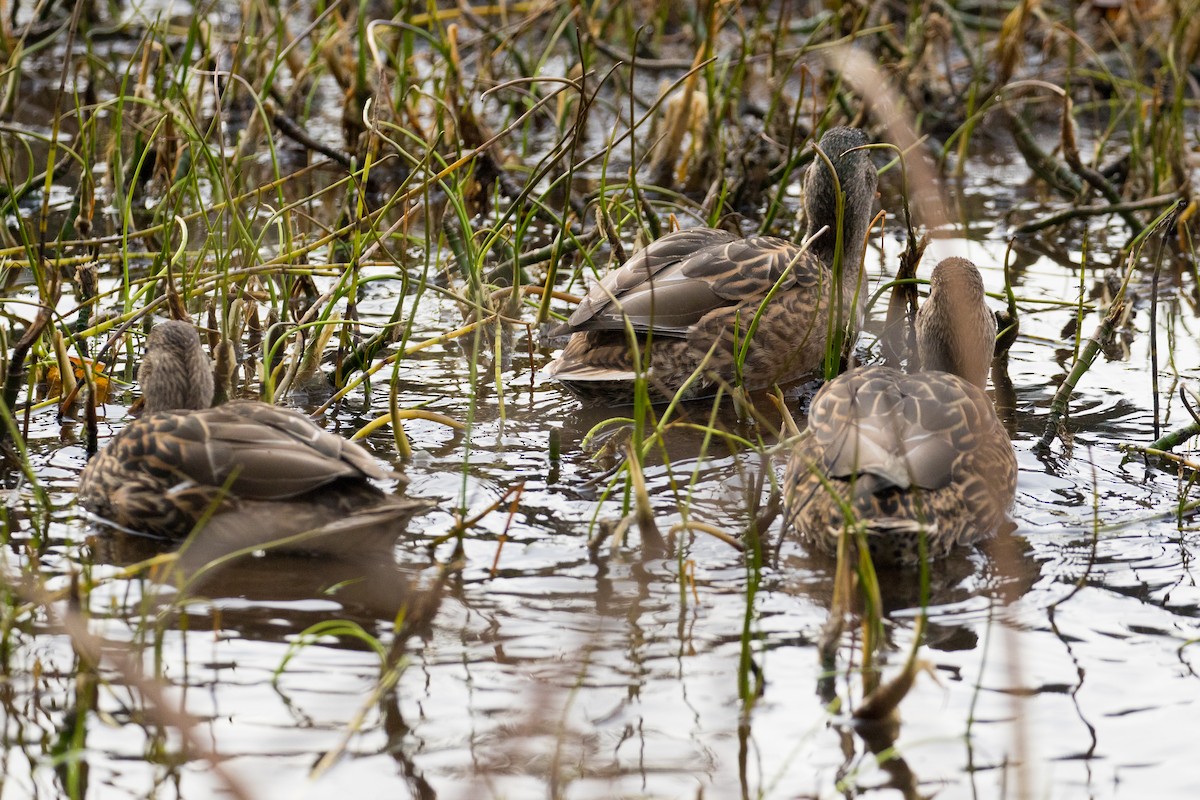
[0,1,1198,797]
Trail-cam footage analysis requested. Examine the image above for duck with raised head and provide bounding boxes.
[783,257,1017,566]
[78,320,429,558]
[547,126,878,402]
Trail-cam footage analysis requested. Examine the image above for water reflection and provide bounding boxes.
[3,208,1197,798]
[89,531,443,632]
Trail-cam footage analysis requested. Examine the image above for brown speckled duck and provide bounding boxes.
[547,126,877,401]
[783,257,1017,565]
[79,320,428,557]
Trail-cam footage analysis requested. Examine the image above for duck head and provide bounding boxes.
[916,256,997,389]
[138,320,215,413]
[802,127,878,276]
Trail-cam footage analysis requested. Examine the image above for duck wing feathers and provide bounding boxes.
[797,366,999,500]
[80,400,405,540]
[140,401,396,501]
[561,229,815,337]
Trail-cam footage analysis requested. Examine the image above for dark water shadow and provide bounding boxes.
[87,529,446,641]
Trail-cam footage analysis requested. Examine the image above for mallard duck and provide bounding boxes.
[78,320,428,557]
[547,126,877,401]
[783,257,1016,565]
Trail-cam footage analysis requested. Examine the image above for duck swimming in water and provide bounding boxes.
[547,126,878,402]
[78,320,428,557]
[783,256,1017,565]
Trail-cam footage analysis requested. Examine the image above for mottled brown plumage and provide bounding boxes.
[548,127,878,401]
[79,321,428,556]
[783,257,1015,565]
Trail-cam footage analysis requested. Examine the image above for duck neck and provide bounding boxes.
[807,187,871,326]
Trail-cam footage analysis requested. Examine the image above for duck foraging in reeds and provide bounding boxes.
[79,320,429,558]
[547,126,878,402]
[783,257,1017,566]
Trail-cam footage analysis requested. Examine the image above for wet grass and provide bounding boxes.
[0,0,1198,797]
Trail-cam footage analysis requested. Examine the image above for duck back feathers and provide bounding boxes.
[783,257,1016,565]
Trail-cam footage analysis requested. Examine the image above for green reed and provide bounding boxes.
[0,0,1198,795]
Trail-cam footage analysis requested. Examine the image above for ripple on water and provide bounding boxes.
[10,185,1200,799]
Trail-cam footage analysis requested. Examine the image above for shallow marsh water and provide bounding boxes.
[1,6,1200,800]
[6,169,1200,799]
